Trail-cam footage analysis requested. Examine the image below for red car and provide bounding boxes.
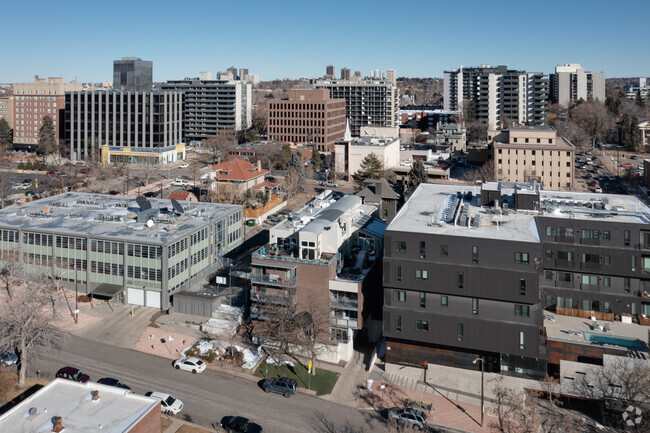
[79,168,92,174]
[46,171,59,176]
[56,366,91,383]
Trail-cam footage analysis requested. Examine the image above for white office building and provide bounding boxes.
[549,64,605,107]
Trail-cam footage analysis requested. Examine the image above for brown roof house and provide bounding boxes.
[209,158,268,194]
[168,190,198,202]
[356,178,402,222]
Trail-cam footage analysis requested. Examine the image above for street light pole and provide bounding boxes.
[473,357,484,427]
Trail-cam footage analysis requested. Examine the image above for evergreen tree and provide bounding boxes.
[311,148,322,170]
[620,114,632,151]
[636,93,646,109]
[38,115,57,156]
[630,116,640,152]
[408,160,428,194]
[0,118,12,147]
[289,153,305,178]
[352,153,384,191]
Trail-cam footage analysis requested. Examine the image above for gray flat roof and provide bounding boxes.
[0,192,241,245]
[388,183,650,242]
[0,379,158,432]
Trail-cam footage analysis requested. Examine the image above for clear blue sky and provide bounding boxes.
[2,0,648,83]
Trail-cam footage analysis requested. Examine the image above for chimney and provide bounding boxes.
[257,160,261,172]
[375,180,383,196]
[92,390,100,401]
[52,416,64,432]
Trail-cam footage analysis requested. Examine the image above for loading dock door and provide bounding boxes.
[127,288,145,306]
[145,291,162,309]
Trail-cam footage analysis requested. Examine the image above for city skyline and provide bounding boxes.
[1,0,648,83]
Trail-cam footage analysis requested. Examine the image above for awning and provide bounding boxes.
[88,284,123,299]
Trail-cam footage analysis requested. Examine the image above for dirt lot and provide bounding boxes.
[0,369,49,407]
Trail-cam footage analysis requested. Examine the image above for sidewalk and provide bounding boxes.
[358,378,493,433]
[321,350,370,406]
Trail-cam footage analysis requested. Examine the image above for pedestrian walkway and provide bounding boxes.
[76,304,157,349]
[358,375,493,433]
[321,349,370,406]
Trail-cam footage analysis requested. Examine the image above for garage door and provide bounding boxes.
[127,288,144,306]
[145,291,161,309]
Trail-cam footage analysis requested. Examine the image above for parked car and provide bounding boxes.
[265,176,277,183]
[179,163,189,168]
[144,391,183,415]
[97,377,132,391]
[8,178,19,184]
[321,181,338,187]
[261,376,297,398]
[79,167,92,174]
[0,351,18,368]
[172,357,206,374]
[108,190,121,195]
[172,179,189,187]
[220,416,263,433]
[46,171,59,176]
[143,191,159,198]
[631,155,639,160]
[594,186,603,193]
[56,366,91,383]
[388,407,428,430]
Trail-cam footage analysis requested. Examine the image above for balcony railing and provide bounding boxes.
[250,290,297,305]
[580,283,600,292]
[555,259,575,268]
[580,262,602,271]
[330,297,359,310]
[330,317,358,329]
[580,238,600,246]
[250,273,297,288]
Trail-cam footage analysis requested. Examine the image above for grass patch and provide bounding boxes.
[255,361,339,396]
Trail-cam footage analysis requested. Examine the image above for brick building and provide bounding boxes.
[267,89,346,152]
[12,76,83,150]
[0,96,13,129]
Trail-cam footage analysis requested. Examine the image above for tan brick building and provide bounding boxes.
[492,126,575,190]
[12,76,83,148]
[0,96,13,129]
[267,89,346,152]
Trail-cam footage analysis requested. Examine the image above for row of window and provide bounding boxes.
[0,230,18,243]
[168,239,188,258]
[547,227,633,245]
[23,232,52,246]
[92,240,124,255]
[497,160,571,168]
[128,265,162,282]
[227,211,242,226]
[228,228,242,244]
[190,228,209,245]
[392,241,529,265]
[393,315,527,349]
[190,246,209,266]
[92,261,124,276]
[56,236,87,250]
[168,258,188,280]
[129,244,163,259]
[549,249,650,272]
[393,290,530,316]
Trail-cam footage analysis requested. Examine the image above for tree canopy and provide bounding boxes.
[0,118,12,148]
[408,160,428,194]
[38,115,57,157]
[289,153,305,178]
[352,153,385,191]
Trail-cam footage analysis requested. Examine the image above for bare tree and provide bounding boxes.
[464,160,495,183]
[282,167,304,198]
[140,162,159,188]
[205,128,237,164]
[0,273,68,388]
[0,166,14,208]
[571,101,615,149]
[293,296,332,375]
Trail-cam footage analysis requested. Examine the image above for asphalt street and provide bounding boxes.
[31,336,386,433]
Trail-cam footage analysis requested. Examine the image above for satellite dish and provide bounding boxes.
[136,196,152,211]
[146,219,154,228]
[171,199,184,214]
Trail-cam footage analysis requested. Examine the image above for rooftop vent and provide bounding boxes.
[92,390,100,401]
[27,407,39,421]
[51,416,64,432]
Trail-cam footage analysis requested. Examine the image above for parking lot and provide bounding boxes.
[573,149,643,195]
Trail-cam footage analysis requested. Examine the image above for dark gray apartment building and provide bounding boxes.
[64,90,184,164]
[160,78,252,142]
[383,182,650,378]
[113,57,153,92]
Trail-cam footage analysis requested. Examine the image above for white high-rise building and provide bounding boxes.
[549,64,605,107]
[444,65,548,130]
[386,69,397,86]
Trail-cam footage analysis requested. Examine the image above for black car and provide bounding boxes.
[261,376,297,398]
[97,377,132,391]
[220,416,263,433]
[143,191,159,198]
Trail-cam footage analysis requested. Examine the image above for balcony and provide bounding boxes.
[580,238,600,246]
[253,244,337,266]
[250,273,297,288]
[250,289,297,305]
[330,296,359,310]
[330,317,358,329]
[554,236,574,243]
[555,259,575,268]
[250,305,294,321]
[580,262,601,271]
[580,284,600,292]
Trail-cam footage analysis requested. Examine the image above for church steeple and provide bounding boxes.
[344,118,351,141]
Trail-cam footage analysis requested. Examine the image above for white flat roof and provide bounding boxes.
[388,183,650,242]
[0,379,159,433]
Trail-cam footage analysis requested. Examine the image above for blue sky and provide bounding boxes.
[2,0,648,83]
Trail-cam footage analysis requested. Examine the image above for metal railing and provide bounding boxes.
[250,273,296,287]
[250,290,296,305]
[329,297,359,310]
